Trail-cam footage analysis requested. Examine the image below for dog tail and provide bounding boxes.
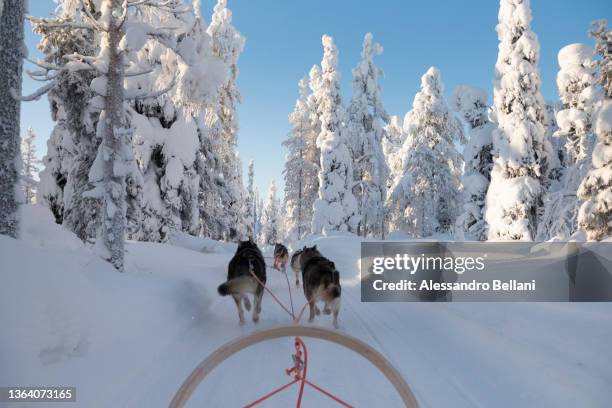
[217,276,257,296]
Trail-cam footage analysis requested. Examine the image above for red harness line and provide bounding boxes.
[243,260,353,408]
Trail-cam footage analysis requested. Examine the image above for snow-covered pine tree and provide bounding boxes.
[255,187,263,237]
[127,2,227,242]
[83,0,136,270]
[311,35,359,234]
[38,109,70,224]
[283,76,317,240]
[382,115,405,233]
[545,101,565,183]
[30,2,101,242]
[452,86,495,241]
[75,0,203,269]
[259,180,279,246]
[485,0,553,241]
[206,0,246,241]
[538,44,599,240]
[577,100,611,240]
[387,67,464,237]
[301,65,323,232]
[21,127,41,204]
[243,159,256,238]
[346,33,389,237]
[577,25,612,241]
[590,20,611,98]
[0,0,25,238]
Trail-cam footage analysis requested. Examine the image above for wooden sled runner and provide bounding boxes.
[169,325,419,407]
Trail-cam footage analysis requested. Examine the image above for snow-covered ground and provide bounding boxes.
[1,205,611,407]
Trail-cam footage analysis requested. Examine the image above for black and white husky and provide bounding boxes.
[299,246,342,328]
[217,239,266,325]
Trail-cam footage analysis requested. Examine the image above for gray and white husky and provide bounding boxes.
[217,239,266,325]
[299,246,342,328]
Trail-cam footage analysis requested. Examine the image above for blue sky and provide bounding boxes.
[22,0,611,197]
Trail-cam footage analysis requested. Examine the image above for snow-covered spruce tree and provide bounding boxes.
[73,0,201,269]
[387,67,464,237]
[590,20,611,98]
[382,115,406,233]
[20,127,41,204]
[206,0,246,241]
[311,35,359,234]
[346,33,389,237]
[301,65,323,230]
[485,0,553,241]
[127,2,227,242]
[259,180,279,246]
[283,76,318,240]
[538,44,599,240]
[243,159,256,238]
[545,101,565,184]
[0,0,25,238]
[84,0,135,270]
[30,3,101,242]
[38,107,70,224]
[577,99,611,240]
[452,86,495,241]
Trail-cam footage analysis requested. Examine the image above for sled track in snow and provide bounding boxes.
[169,325,419,408]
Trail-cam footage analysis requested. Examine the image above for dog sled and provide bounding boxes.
[170,244,419,407]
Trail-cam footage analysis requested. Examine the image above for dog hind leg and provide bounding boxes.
[253,285,263,323]
[242,295,251,311]
[330,298,340,329]
[232,295,245,325]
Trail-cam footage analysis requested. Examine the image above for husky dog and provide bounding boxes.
[291,245,322,287]
[217,239,266,325]
[301,250,341,328]
[273,243,289,272]
[290,248,304,287]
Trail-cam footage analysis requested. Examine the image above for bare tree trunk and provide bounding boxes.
[0,0,25,238]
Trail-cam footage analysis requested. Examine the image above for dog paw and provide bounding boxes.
[252,315,259,323]
[333,321,339,329]
[308,317,314,323]
[239,319,245,326]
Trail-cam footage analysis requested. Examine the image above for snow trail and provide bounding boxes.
[2,218,611,407]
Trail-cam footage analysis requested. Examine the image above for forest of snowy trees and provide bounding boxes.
[283,0,612,243]
[0,0,611,271]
